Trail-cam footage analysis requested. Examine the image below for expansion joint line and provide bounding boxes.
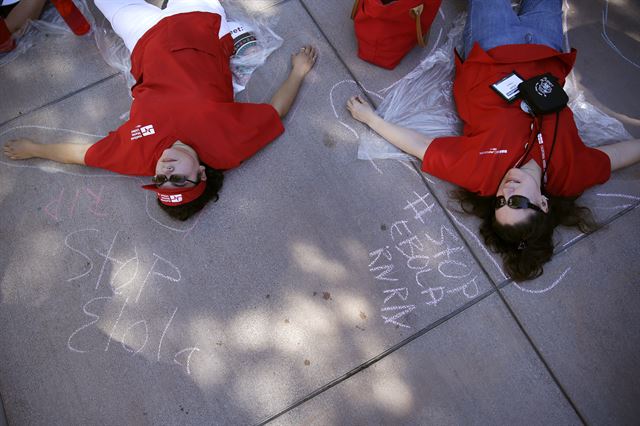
[257,286,498,425]
[492,289,588,424]
[407,163,588,423]
[0,73,120,129]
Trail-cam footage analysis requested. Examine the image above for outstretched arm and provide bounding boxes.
[4,138,90,165]
[269,45,317,118]
[595,139,640,171]
[347,96,433,160]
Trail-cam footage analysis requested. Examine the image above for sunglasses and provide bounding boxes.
[152,174,199,187]
[495,195,544,213]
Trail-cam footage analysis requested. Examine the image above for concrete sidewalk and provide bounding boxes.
[0,0,638,425]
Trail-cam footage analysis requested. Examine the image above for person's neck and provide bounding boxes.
[172,141,199,160]
[520,159,542,182]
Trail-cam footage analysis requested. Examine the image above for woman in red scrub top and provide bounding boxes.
[347,0,640,281]
[4,0,317,221]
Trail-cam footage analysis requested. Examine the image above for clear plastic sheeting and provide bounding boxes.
[92,11,134,88]
[357,15,466,161]
[223,1,283,94]
[564,76,632,146]
[358,13,633,160]
[0,0,95,68]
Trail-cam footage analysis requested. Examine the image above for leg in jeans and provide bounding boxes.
[463,0,564,58]
[94,0,163,52]
[463,0,520,58]
[518,0,564,51]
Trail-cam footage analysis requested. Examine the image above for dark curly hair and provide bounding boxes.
[157,165,224,221]
[450,189,598,281]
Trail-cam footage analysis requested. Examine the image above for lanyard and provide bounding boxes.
[514,113,559,190]
[537,132,548,186]
[514,117,541,169]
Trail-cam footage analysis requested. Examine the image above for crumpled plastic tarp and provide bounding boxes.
[222,1,283,94]
[564,77,632,147]
[358,13,632,161]
[1,0,282,96]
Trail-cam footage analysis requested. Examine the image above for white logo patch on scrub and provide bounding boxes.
[131,124,156,140]
[159,194,183,203]
[141,125,155,136]
[479,147,508,156]
[535,77,554,97]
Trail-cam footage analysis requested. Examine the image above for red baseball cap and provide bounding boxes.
[142,181,206,206]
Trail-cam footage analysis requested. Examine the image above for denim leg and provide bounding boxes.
[463,0,521,58]
[518,0,564,51]
[463,0,564,58]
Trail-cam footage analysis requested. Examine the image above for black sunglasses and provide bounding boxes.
[495,195,544,213]
[152,174,199,187]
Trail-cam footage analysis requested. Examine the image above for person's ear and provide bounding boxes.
[199,165,207,181]
[540,195,549,213]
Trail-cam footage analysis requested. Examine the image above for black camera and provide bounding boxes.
[517,73,568,116]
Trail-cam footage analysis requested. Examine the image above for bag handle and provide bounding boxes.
[350,0,360,19]
[410,4,426,47]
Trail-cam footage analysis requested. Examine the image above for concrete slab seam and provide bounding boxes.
[499,199,639,295]
[256,285,499,425]
[556,200,640,254]
[0,390,7,426]
[491,179,640,421]
[492,287,588,424]
[0,73,120,129]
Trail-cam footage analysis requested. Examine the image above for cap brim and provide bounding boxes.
[141,181,206,205]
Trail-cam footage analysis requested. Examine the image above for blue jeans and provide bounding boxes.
[463,0,564,59]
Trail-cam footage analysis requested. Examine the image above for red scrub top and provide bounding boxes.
[421,43,611,197]
[85,12,284,175]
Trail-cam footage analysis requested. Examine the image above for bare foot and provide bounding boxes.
[3,139,38,160]
[291,45,317,78]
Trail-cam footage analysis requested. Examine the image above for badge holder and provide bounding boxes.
[490,71,524,103]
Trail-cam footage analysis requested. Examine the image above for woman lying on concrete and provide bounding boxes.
[347,0,640,281]
[4,0,316,220]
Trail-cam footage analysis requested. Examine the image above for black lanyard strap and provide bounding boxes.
[541,111,560,189]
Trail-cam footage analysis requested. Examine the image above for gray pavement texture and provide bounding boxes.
[0,0,639,425]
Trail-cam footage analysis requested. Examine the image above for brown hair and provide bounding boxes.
[157,165,224,221]
[451,189,598,281]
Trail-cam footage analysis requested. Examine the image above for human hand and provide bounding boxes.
[291,45,317,78]
[3,138,37,160]
[347,95,378,125]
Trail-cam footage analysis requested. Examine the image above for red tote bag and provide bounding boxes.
[351,0,442,69]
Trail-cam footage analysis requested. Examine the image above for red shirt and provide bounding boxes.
[422,43,611,197]
[85,12,284,175]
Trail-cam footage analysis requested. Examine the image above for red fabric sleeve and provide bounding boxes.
[83,120,161,176]
[543,111,612,196]
[84,130,123,170]
[551,145,611,196]
[421,135,500,195]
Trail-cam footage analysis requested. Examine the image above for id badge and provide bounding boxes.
[491,71,524,103]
